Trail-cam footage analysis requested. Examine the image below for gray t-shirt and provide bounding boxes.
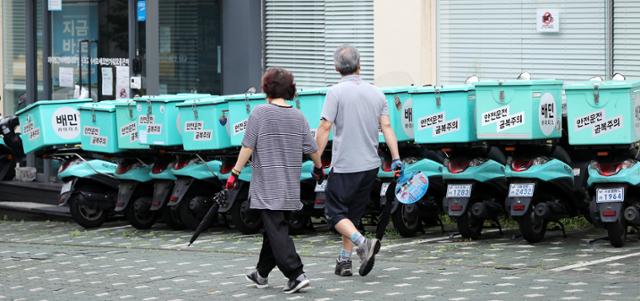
[321,75,389,173]
[242,104,318,210]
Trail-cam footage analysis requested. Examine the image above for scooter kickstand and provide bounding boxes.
[449,232,461,239]
[493,219,503,236]
[437,217,445,234]
[554,221,567,238]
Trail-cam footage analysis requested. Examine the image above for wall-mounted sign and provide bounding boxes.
[48,0,62,11]
[137,0,146,22]
[537,9,560,33]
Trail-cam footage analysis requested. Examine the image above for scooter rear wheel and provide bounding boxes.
[392,203,420,238]
[69,196,107,229]
[178,196,212,230]
[606,218,627,248]
[456,210,483,240]
[230,197,261,234]
[126,196,158,230]
[518,211,547,243]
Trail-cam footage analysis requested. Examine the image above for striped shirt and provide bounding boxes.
[242,104,318,210]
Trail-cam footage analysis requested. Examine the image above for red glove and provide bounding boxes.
[226,169,240,190]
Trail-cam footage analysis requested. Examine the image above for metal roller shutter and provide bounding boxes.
[437,0,610,84]
[614,0,640,79]
[265,0,373,89]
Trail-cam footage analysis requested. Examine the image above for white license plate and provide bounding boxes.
[596,188,624,203]
[380,182,391,196]
[508,183,535,198]
[60,181,73,194]
[314,181,327,192]
[446,184,472,198]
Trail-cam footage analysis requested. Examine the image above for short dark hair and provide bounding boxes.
[262,68,296,100]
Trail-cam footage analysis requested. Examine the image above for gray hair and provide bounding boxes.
[334,45,360,76]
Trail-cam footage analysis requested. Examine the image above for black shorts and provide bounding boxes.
[324,168,378,229]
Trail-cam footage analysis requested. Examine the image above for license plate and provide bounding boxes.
[596,188,624,203]
[60,181,73,194]
[508,183,535,198]
[314,181,327,192]
[446,184,472,198]
[380,182,391,197]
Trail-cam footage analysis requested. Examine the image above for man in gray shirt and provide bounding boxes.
[314,45,402,277]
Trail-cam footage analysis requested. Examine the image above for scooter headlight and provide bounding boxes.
[532,156,550,166]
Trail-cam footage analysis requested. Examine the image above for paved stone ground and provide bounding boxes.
[0,213,639,301]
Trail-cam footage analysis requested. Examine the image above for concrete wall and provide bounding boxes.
[221,0,263,94]
[373,0,436,87]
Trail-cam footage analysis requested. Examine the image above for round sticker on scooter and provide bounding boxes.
[538,93,557,136]
[394,171,429,205]
[51,106,81,140]
[401,97,414,138]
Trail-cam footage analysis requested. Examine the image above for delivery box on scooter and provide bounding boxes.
[475,80,563,140]
[411,84,476,144]
[79,100,124,153]
[381,86,415,143]
[177,96,231,151]
[114,99,150,150]
[16,98,93,154]
[295,88,328,139]
[226,93,268,147]
[135,95,207,146]
[565,80,640,145]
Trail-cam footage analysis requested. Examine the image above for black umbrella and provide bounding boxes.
[188,190,225,246]
[375,180,397,240]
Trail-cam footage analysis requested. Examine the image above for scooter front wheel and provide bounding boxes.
[126,196,158,230]
[518,210,547,243]
[69,196,107,229]
[605,218,626,248]
[456,209,483,240]
[392,203,420,237]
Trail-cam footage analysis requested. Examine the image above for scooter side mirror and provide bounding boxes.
[589,76,604,82]
[612,73,626,81]
[464,75,480,84]
[517,72,531,80]
[246,87,257,94]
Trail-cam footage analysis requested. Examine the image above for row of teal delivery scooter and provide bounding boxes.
[10,73,640,248]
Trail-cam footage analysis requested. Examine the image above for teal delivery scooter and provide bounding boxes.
[566,76,640,247]
[475,75,588,243]
[56,152,119,228]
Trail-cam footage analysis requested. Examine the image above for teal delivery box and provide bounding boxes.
[295,88,327,137]
[16,98,93,154]
[381,86,415,143]
[177,97,231,151]
[114,99,149,150]
[136,95,202,146]
[226,93,267,147]
[475,80,563,140]
[79,101,122,153]
[411,85,476,144]
[565,80,640,145]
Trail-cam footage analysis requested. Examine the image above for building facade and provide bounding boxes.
[2,0,639,116]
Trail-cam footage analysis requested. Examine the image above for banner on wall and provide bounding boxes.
[537,9,560,33]
[115,66,130,99]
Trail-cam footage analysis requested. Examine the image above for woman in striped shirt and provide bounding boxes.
[226,68,323,294]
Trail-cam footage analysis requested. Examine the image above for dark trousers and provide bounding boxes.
[256,210,304,280]
[325,168,378,229]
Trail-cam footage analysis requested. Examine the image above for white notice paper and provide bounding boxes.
[59,67,74,88]
[48,0,62,11]
[115,66,130,99]
[101,67,113,96]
